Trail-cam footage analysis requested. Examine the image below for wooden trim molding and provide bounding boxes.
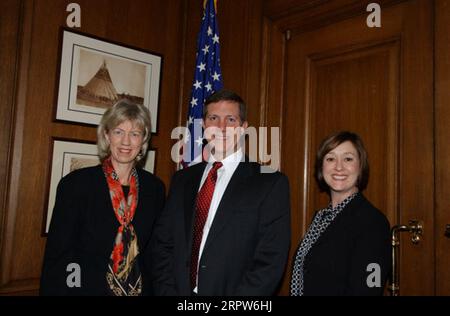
[0,0,34,291]
[264,0,407,34]
[434,0,450,295]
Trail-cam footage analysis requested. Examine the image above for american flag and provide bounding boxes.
[183,0,223,167]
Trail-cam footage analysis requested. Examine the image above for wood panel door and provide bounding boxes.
[263,0,435,295]
[435,0,450,296]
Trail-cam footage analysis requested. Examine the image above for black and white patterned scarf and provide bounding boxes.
[290,192,359,296]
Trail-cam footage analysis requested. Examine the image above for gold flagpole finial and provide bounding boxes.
[203,0,218,13]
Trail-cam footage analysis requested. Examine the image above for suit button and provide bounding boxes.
[200,265,206,269]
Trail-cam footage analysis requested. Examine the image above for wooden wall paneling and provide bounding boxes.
[307,41,400,225]
[0,0,35,294]
[0,0,23,257]
[217,1,250,97]
[179,0,202,129]
[260,19,286,162]
[264,0,328,20]
[0,0,184,295]
[0,1,33,293]
[175,0,189,143]
[258,18,290,292]
[124,0,186,185]
[264,0,406,34]
[397,0,434,295]
[241,0,264,129]
[435,0,450,296]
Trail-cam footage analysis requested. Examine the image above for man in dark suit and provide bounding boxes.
[151,90,291,296]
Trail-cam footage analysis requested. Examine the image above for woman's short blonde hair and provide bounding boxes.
[97,99,151,162]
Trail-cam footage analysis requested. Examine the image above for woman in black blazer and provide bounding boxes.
[290,131,390,296]
[40,100,165,296]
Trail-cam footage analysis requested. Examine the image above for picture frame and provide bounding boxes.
[43,138,156,234]
[55,29,161,132]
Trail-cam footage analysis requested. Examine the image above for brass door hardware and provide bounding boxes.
[388,220,423,296]
[445,224,450,238]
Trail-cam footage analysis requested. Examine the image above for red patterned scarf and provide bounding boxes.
[103,157,142,296]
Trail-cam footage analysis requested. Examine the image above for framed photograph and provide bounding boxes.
[44,138,156,234]
[143,149,156,174]
[56,29,161,132]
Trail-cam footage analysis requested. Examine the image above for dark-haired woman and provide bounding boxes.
[290,131,390,296]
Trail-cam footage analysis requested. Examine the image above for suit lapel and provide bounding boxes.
[202,162,255,253]
[312,194,364,248]
[92,165,120,251]
[133,169,151,235]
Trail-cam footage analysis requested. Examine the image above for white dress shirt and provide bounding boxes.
[193,149,243,292]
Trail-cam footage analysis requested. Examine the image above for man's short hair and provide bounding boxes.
[203,89,247,122]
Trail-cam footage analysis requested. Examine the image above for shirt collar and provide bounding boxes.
[207,149,243,172]
[327,191,359,212]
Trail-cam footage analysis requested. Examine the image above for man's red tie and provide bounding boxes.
[190,161,223,290]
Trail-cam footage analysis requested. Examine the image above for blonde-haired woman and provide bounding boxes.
[41,100,165,296]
